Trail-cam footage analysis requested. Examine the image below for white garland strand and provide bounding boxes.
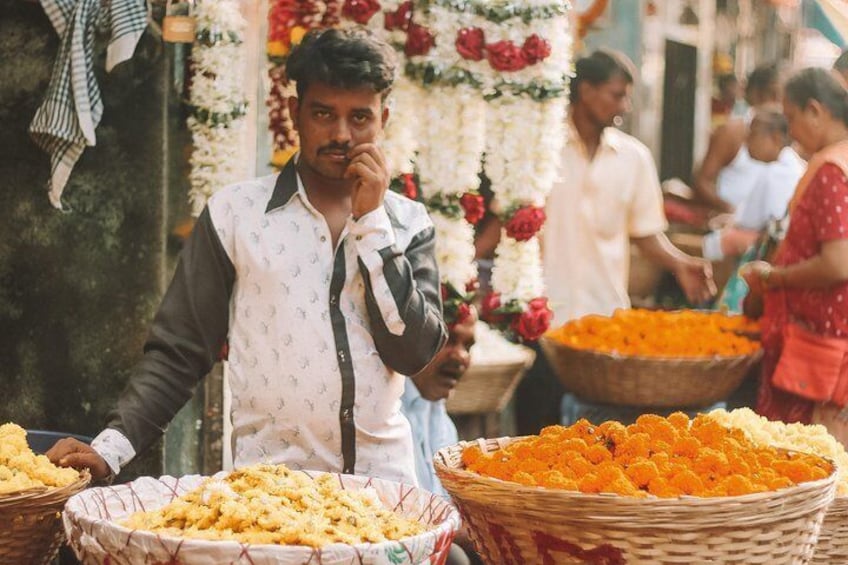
[432,212,477,292]
[416,84,486,199]
[188,0,248,216]
[382,75,422,176]
[490,232,544,303]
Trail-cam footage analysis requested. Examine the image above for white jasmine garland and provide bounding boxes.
[415,84,486,199]
[339,0,408,47]
[188,0,248,216]
[382,76,422,176]
[490,232,544,303]
[431,212,477,293]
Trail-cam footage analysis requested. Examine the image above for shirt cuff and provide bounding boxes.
[702,231,724,261]
[348,206,397,273]
[91,428,136,476]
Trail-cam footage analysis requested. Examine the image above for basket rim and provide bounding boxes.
[65,469,460,554]
[540,334,763,364]
[434,437,836,508]
[0,470,90,507]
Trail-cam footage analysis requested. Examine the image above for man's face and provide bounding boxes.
[411,310,477,402]
[289,81,388,179]
[746,119,782,163]
[581,75,632,128]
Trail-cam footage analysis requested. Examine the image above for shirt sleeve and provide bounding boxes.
[628,144,669,238]
[810,163,848,243]
[351,207,447,376]
[95,208,235,474]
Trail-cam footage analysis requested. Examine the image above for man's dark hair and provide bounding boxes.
[752,108,789,145]
[569,50,635,105]
[745,63,779,100]
[717,73,738,93]
[286,28,397,101]
[834,50,848,74]
[785,67,848,127]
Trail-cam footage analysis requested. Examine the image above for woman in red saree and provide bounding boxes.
[743,68,848,430]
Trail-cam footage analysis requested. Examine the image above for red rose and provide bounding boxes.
[510,297,553,342]
[486,40,528,72]
[505,205,546,241]
[481,291,505,324]
[465,278,479,293]
[402,173,418,200]
[384,1,413,31]
[342,0,381,24]
[460,192,485,225]
[456,27,485,61]
[405,23,435,56]
[455,302,472,325]
[522,34,552,65]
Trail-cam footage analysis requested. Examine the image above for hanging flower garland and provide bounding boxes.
[187,0,249,216]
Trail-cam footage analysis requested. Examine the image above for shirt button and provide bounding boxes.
[342,408,352,420]
[355,235,362,241]
[343,466,353,474]
[320,235,327,242]
[338,350,346,362]
[330,295,337,306]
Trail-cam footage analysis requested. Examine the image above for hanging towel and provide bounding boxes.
[29,0,148,209]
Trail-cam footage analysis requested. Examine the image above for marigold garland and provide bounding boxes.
[461,413,833,498]
[546,309,760,358]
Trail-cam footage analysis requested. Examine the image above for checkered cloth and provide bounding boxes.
[29,0,148,209]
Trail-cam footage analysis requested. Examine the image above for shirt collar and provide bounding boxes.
[265,157,300,213]
[566,115,622,155]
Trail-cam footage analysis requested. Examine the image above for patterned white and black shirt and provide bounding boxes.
[91,160,447,484]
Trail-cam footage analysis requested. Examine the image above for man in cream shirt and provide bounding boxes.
[544,50,715,324]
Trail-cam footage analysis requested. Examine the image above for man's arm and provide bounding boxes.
[632,233,716,305]
[692,121,746,213]
[352,210,447,376]
[50,208,235,477]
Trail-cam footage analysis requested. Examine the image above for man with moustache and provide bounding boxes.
[518,50,716,433]
[47,28,447,488]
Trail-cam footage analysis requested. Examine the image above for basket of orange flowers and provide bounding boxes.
[540,309,762,408]
[435,413,837,564]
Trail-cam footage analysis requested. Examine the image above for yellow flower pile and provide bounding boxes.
[547,309,760,358]
[462,413,832,498]
[0,423,80,495]
[123,464,425,546]
[708,408,848,496]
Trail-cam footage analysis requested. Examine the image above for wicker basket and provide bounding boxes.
[435,437,836,565]
[446,351,535,415]
[64,470,460,564]
[813,496,848,563]
[539,335,763,408]
[0,472,90,565]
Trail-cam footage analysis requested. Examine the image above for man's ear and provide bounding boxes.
[288,96,300,132]
[381,105,390,128]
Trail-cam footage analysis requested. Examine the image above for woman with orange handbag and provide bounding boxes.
[742,67,848,433]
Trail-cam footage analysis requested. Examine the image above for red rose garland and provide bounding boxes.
[460,192,485,225]
[456,27,486,61]
[453,30,552,71]
[405,23,435,56]
[342,0,381,24]
[504,205,546,241]
[384,1,413,31]
[522,34,552,65]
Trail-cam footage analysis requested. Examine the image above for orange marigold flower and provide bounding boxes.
[585,443,613,464]
[626,460,660,488]
[670,469,705,495]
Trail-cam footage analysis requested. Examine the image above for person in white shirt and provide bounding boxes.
[543,50,715,324]
[703,108,804,262]
[516,50,716,434]
[692,64,781,213]
[46,28,447,485]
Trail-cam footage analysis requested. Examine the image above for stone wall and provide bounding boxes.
[0,0,198,480]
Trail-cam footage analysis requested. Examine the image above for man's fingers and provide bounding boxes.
[45,437,86,464]
[58,451,111,481]
[349,151,381,176]
[348,143,387,170]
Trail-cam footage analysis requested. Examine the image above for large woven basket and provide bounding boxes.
[446,351,535,415]
[435,437,836,565]
[0,472,90,565]
[813,495,848,563]
[539,335,763,408]
[64,470,460,565]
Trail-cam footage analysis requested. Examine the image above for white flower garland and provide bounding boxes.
[431,212,477,293]
[490,231,544,303]
[382,75,422,176]
[188,0,248,216]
